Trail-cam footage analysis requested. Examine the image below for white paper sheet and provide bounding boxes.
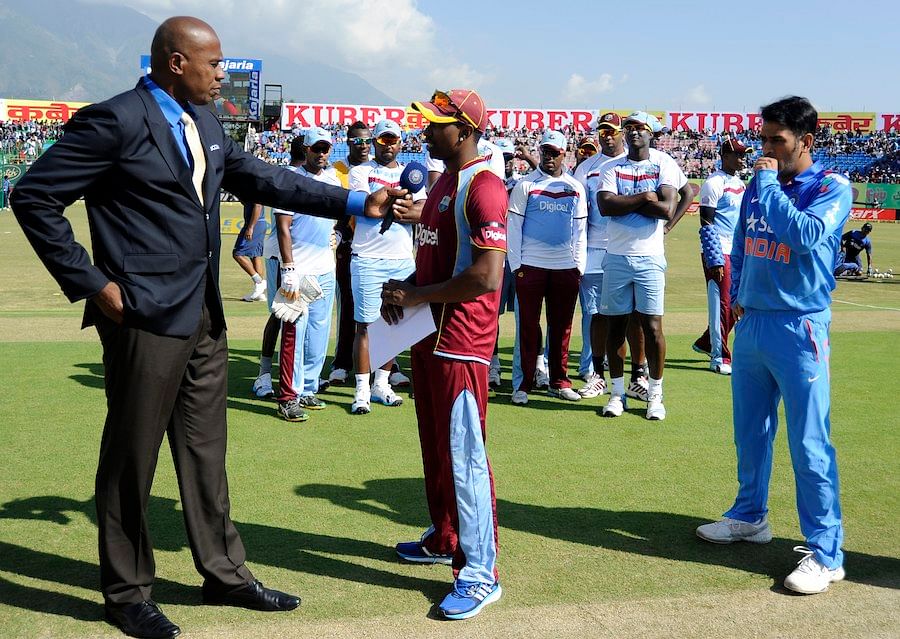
[367,303,437,370]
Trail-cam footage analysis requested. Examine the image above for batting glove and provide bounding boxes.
[280,263,300,298]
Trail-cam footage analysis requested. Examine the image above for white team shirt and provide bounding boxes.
[348,159,427,259]
[598,148,686,256]
[425,139,506,180]
[573,150,627,272]
[264,165,341,275]
[699,169,745,255]
[507,168,588,273]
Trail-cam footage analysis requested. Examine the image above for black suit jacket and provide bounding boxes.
[12,80,352,337]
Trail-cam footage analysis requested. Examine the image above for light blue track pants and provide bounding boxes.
[726,308,843,569]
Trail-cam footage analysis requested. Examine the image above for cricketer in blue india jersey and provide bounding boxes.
[696,96,850,595]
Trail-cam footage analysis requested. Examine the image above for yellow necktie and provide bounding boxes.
[180,112,206,206]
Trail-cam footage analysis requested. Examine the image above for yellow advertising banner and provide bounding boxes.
[817,112,877,133]
[1,98,90,122]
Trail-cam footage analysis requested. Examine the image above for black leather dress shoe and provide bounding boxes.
[202,579,301,611]
[104,600,181,639]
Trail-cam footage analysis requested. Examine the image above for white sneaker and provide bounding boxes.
[488,366,501,387]
[252,372,274,398]
[696,516,772,544]
[371,384,403,407]
[351,391,371,415]
[783,546,845,594]
[549,387,581,401]
[329,368,349,384]
[389,370,411,387]
[578,373,607,398]
[242,280,267,302]
[602,394,626,417]
[534,369,550,389]
[625,376,649,401]
[711,360,732,375]
[511,390,528,405]
[646,393,666,420]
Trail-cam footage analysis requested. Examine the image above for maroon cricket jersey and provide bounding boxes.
[415,157,509,366]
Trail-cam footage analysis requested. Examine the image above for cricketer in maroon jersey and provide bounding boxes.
[381,89,508,620]
[415,157,508,364]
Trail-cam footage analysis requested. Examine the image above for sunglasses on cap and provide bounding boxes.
[540,145,565,157]
[578,146,598,157]
[431,90,480,131]
[375,134,401,146]
[348,136,371,146]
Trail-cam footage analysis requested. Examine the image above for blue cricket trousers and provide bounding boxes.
[726,308,844,569]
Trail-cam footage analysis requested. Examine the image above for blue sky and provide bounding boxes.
[115,0,898,112]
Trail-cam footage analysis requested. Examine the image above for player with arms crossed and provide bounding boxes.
[697,96,850,594]
[382,89,507,620]
[597,112,684,420]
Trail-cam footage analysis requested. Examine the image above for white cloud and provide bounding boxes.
[564,73,617,103]
[104,0,477,101]
[426,64,491,91]
[685,84,712,106]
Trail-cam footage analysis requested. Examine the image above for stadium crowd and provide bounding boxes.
[0,120,64,160]
[247,122,900,184]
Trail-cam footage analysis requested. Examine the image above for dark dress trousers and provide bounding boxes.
[12,80,353,606]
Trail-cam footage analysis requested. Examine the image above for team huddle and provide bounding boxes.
[9,15,852,638]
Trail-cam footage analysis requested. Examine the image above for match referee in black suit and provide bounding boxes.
[12,16,404,639]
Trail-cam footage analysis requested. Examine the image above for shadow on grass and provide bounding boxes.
[295,477,900,592]
[0,493,447,621]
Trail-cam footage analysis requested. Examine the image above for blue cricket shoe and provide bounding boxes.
[439,580,502,620]
[395,540,453,565]
[395,527,454,565]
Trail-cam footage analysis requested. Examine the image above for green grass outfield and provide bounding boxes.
[0,205,898,638]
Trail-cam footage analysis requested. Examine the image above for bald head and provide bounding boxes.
[148,16,224,106]
[151,17,219,70]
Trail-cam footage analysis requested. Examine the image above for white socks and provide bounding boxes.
[355,373,370,398]
[649,377,663,397]
[610,377,625,397]
[373,368,390,388]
